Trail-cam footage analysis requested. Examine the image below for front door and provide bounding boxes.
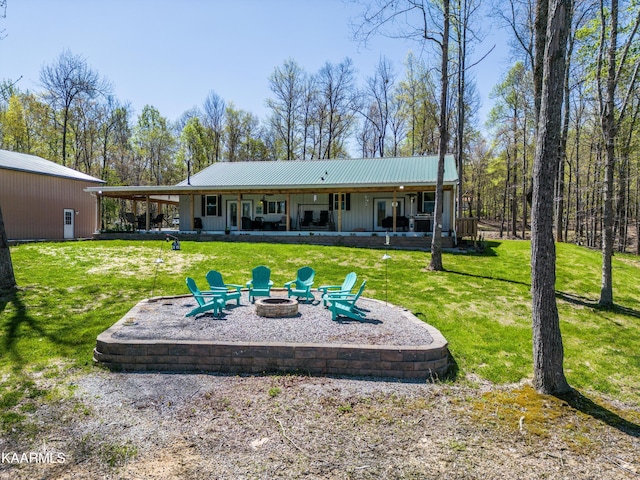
[227,200,252,230]
[373,198,404,231]
[63,209,75,239]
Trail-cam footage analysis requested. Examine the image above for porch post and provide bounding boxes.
[286,192,290,231]
[96,194,102,233]
[337,193,343,232]
[189,194,194,231]
[237,193,242,231]
[393,190,397,233]
[145,195,150,231]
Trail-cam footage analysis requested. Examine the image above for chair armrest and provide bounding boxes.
[226,284,243,291]
[318,285,340,293]
[201,290,226,297]
[283,280,295,287]
[246,281,252,288]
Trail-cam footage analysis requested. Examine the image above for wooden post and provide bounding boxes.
[337,193,343,232]
[393,191,397,232]
[189,194,194,231]
[237,193,242,231]
[286,193,290,231]
[145,195,150,231]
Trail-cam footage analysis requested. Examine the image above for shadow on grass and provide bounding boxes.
[555,389,640,438]
[0,289,74,369]
[556,292,640,319]
[449,240,501,257]
[444,268,531,288]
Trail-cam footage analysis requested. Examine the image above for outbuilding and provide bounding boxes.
[0,149,104,241]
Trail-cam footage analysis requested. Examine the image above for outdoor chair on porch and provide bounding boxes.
[185,277,225,317]
[284,266,315,302]
[125,212,137,231]
[319,272,357,307]
[246,266,273,303]
[205,270,242,306]
[300,210,314,228]
[325,280,367,321]
[150,213,165,229]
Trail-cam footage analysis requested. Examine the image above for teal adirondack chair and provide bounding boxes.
[318,272,357,306]
[185,277,225,317]
[205,270,242,306]
[284,266,315,302]
[246,266,273,303]
[326,280,367,321]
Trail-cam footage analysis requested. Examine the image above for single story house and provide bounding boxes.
[87,155,459,237]
[0,149,105,241]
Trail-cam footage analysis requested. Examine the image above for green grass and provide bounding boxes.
[1,239,639,407]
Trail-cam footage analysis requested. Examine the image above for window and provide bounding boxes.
[202,195,220,216]
[329,193,351,211]
[267,201,286,214]
[422,192,435,214]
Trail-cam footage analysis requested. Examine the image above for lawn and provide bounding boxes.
[1,238,639,408]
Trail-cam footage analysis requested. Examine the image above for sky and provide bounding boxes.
[1,0,513,133]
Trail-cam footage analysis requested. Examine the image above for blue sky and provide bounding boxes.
[1,0,512,131]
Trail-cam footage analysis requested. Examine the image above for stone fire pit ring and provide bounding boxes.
[255,297,299,318]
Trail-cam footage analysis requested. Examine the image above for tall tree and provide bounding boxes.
[530,0,573,394]
[130,105,176,185]
[353,0,452,271]
[595,0,640,307]
[267,59,305,160]
[39,49,111,166]
[0,0,15,294]
[203,91,226,163]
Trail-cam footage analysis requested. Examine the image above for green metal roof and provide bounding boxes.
[177,155,458,190]
[0,149,104,183]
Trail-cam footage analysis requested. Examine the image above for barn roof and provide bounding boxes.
[0,149,104,183]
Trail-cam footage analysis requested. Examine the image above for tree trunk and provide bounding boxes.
[429,0,450,272]
[0,202,17,294]
[531,0,572,395]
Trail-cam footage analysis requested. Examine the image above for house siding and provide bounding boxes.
[0,168,100,240]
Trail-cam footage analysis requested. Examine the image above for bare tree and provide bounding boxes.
[267,59,305,160]
[530,0,573,394]
[596,0,640,307]
[39,49,111,166]
[353,0,452,271]
[203,91,226,163]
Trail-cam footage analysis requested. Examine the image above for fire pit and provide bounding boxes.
[255,297,299,318]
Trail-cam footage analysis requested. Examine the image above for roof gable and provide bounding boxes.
[178,155,458,189]
[0,149,105,183]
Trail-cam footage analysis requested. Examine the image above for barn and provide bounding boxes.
[0,149,104,241]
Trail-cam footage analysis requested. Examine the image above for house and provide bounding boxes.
[87,155,459,237]
[0,149,105,241]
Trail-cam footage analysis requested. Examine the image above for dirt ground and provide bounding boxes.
[1,369,639,479]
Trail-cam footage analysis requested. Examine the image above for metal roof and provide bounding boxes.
[177,155,458,190]
[0,149,105,183]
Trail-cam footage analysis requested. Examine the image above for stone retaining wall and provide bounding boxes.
[94,323,450,380]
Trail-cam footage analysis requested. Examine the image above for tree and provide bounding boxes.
[130,105,176,185]
[0,202,16,294]
[203,91,226,163]
[530,0,573,394]
[595,0,640,307]
[39,50,111,167]
[353,0,452,270]
[267,59,305,160]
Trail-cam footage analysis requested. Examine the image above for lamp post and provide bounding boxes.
[382,233,391,304]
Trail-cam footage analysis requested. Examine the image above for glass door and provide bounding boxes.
[373,198,404,231]
[227,200,252,230]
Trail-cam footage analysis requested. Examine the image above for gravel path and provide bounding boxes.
[111,290,434,347]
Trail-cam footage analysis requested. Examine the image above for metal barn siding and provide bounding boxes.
[0,168,100,240]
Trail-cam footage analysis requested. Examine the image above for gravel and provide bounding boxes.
[110,290,434,347]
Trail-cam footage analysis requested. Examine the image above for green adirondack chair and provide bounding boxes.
[326,280,367,321]
[318,271,357,306]
[185,277,225,317]
[284,266,315,302]
[205,270,242,306]
[246,266,273,303]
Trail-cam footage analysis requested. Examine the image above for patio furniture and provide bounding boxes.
[205,270,242,306]
[151,213,165,229]
[316,210,329,227]
[251,216,264,230]
[124,212,137,231]
[319,271,357,307]
[284,266,315,303]
[300,210,314,228]
[325,280,367,321]
[185,277,225,317]
[246,265,273,303]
